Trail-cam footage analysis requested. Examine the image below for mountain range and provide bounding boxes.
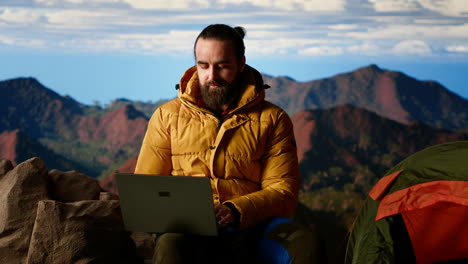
[0,77,166,177]
[264,64,467,130]
[1,64,467,231]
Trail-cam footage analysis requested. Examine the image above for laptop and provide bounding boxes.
[115,173,218,236]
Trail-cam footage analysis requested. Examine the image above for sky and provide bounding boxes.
[1,0,467,106]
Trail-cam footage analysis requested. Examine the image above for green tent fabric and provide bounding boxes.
[345,141,468,264]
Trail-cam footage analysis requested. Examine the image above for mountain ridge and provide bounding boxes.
[0,129,94,175]
[263,64,468,130]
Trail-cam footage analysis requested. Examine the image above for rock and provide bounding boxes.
[26,200,142,264]
[0,159,14,178]
[100,191,120,201]
[0,157,152,263]
[99,192,155,261]
[48,169,102,202]
[0,157,49,264]
[130,232,156,261]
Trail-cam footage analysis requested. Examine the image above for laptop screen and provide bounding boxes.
[116,173,218,236]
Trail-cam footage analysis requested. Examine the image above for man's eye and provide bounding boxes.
[218,64,230,69]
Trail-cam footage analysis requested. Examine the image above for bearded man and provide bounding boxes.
[135,24,320,264]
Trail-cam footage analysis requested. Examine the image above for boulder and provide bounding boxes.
[48,169,102,202]
[0,157,154,263]
[100,191,120,201]
[100,189,155,260]
[131,232,156,261]
[26,200,141,264]
[0,157,49,263]
[0,159,14,178]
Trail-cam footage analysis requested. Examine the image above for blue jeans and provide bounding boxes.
[153,217,320,264]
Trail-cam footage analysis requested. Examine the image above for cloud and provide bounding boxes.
[369,0,422,12]
[0,8,45,24]
[304,0,345,11]
[34,0,121,5]
[241,24,287,30]
[122,0,210,10]
[418,0,468,16]
[347,42,380,55]
[346,23,468,40]
[29,0,346,11]
[392,40,432,55]
[413,18,464,25]
[0,34,46,48]
[217,0,345,11]
[0,35,18,46]
[298,46,343,56]
[117,30,199,54]
[0,0,467,60]
[45,9,121,29]
[38,30,199,54]
[328,24,359,30]
[369,0,468,16]
[245,36,339,57]
[446,45,468,53]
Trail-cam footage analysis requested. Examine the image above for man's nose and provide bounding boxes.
[208,66,219,80]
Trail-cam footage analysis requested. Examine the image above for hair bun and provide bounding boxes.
[234,26,246,39]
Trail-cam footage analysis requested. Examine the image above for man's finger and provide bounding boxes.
[218,215,230,227]
[215,208,226,218]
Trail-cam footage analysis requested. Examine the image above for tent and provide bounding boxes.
[345,141,468,264]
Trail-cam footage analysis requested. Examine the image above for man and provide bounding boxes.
[135,24,319,264]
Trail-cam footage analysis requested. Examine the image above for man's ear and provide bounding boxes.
[239,56,246,72]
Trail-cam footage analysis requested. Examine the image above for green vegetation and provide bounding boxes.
[39,137,139,179]
[300,183,367,230]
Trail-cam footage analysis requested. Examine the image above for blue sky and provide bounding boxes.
[1,0,467,105]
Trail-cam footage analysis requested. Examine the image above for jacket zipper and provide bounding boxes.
[181,100,222,129]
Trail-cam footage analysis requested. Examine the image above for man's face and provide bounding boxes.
[195,38,245,111]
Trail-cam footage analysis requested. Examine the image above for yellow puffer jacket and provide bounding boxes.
[135,65,300,229]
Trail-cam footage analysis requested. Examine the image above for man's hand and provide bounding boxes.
[214,204,236,228]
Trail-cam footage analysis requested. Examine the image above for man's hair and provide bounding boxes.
[194,24,246,61]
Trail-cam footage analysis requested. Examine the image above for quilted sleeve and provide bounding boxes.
[134,106,172,175]
[228,111,301,229]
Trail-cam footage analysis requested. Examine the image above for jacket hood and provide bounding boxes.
[177,64,267,113]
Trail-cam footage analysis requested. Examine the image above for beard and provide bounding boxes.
[200,76,242,113]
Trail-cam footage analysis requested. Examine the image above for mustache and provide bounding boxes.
[207,80,229,87]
